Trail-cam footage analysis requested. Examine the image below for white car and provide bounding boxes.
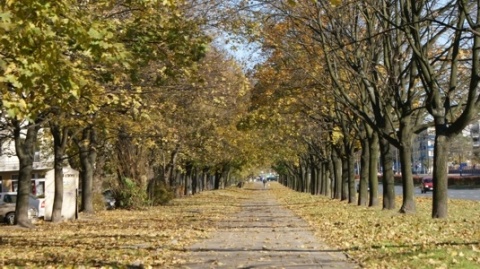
[0,192,45,225]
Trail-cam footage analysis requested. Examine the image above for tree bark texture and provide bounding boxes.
[379,136,395,210]
[13,121,39,228]
[332,148,342,199]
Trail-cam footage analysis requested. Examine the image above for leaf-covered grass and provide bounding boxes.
[270,183,480,269]
[0,187,251,268]
[1,183,479,268]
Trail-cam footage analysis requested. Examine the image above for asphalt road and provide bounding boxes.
[389,185,480,201]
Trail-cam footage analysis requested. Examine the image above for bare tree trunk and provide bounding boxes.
[379,136,395,210]
[214,170,221,190]
[399,118,416,213]
[165,146,179,187]
[78,127,97,214]
[332,148,342,199]
[368,130,379,207]
[184,162,193,196]
[191,166,197,195]
[318,160,324,195]
[341,156,348,201]
[322,162,331,197]
[202,168,208,191]
[347,149,356,203]
[358,136,369,206]
[50,124,69,222]
[310,155,316,195]
[432,124,450,218]
[13,120,39,228]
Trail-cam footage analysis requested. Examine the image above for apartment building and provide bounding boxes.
[0,139,51,195]
[0,138,78,220]
[412,127,435,174]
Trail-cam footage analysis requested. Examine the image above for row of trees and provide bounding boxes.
[0,0,270,228]
[240,0,480,219]
[2,0,478,228]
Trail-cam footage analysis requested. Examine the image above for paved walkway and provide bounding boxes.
[181,182,359,268]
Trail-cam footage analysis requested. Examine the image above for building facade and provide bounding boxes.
[0,139,52,196]
[412,127,435,174]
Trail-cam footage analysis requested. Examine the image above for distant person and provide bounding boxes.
[262,178,267,189]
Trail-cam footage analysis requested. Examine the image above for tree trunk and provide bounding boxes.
[201,168,208,191]
[347,148,356,203]
[399,118,416,213]
[214,170,221,190]
[341,156,348,201]
[432,123,449,218]
[319,162,324,195]
[166,146,179,188]
[358,137,369,206]
[224,167,232,188]
[185,162,193,196]
[379,136,395,210]
[332,148,342,199]
[310,155,317,195]
[13,120,39,228]
[296,162,303,192]
[322,162,330,197]
[191,166,197,195]
[79,127,97,214]
[50,124,70,222]
[368,130,379,207]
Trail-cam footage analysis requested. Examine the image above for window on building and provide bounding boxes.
[34,152,40,162]
[32,173,46,179]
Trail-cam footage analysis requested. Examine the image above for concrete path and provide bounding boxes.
[181,182,359,268]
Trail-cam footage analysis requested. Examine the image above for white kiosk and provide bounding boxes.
[44,166,79,221]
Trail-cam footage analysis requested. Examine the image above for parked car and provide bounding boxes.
[420,177,434,193]
[356,182,370,193]
[0,196,16,225]
[29,195,46,218]
[0,192,45,225]
[102,190,116,210]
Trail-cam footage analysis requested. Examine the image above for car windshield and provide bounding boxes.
[423,178,433,183]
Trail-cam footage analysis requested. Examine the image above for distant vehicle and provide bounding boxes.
[356,183,370,193]
[103,190,116,210]
[420,177,434,193]
[266,176,277,181]
[0,192,44,225]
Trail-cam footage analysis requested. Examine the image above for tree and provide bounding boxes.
[396,0,480,218]
[0,0,126,227]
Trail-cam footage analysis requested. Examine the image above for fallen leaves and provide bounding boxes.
[271,183,480,269]
[1,183,478,268]
[0,187,250,268]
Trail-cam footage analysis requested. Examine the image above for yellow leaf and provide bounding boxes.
[331,0,341,6]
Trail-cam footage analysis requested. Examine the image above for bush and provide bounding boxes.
[114,178,148,209]
[147,180,174,206]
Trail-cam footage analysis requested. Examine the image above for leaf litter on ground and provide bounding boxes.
[0,187,250,268]
[0,183,479,269]
[270,183,480,269]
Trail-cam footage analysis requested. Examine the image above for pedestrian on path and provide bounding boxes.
[262,178,267,189]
